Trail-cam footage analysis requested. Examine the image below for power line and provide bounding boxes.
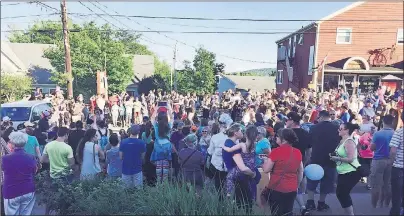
[2,29,398,34]
[89,1,173,48]
[1,2,26,6]
[67,13,404,22]
[1,14,58,20]
[91,2,276,64]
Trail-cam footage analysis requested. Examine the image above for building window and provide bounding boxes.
[49,88,57,95]
[288,38,292,57]
[276,70,283,84]
[298,33,304,45]
[292,35,297,57]
[336,28,352,44]
[397,29,403,45]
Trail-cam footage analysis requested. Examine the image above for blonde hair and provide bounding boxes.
[9,131,28,148]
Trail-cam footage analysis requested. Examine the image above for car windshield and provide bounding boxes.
[0,107,31,122]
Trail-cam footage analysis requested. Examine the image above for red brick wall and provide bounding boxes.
[317,2,404,74]
[276,26,317,92]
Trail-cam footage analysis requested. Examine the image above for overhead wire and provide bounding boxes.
[2,29,398,34]
[93,2,275,64]
[88,1,173,48]
[66,13,403,22]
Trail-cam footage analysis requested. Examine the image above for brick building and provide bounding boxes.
[275,1,403,94]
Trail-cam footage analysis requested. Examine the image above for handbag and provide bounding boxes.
[348,163,370,177]
[337,138,370,177]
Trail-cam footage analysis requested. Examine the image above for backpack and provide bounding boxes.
[98,129,108,150]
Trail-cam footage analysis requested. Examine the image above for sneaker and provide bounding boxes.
[305,200,316,211]
[317,202,330,211]
[301,208,310,216]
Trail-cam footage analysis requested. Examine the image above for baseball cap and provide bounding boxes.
[2,116,11,122]
[24,121,35,127]
[318,110,330,118]
[129,125,141,135]
[42,111,50,117]
[286,112,301,123]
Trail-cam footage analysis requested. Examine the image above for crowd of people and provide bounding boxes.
[0,85,403,216]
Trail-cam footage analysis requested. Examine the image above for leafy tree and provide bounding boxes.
[8,20,169,98]
[137,74,167,95]
[214,63,225,75]
[0,73,32,103]
[173,48,219,95]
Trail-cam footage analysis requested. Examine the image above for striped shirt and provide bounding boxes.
[389,128,403,169]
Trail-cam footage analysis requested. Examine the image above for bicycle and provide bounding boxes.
[367,44,396,67]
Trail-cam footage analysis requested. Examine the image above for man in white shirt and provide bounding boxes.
[207,121,228,197]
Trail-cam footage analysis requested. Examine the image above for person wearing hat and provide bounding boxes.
[22,122,41,159]
[119,125,146,188]
[178,134,205,191]
[1,117,14,144]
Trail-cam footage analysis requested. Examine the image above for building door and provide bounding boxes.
[323,74,340,91]
[342,74,357,95]
[358,75,380,95]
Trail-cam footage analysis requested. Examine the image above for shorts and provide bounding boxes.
[306,166,336,194]
[122,172,143,189]
[369,159,391,191]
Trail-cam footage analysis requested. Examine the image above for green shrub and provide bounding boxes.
[35,171,266,215]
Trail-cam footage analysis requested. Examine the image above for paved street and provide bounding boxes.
[292,182,390,215]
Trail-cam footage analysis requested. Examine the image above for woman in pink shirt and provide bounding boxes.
[358,127,375,190]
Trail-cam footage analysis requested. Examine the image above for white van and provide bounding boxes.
[1,100,52,130]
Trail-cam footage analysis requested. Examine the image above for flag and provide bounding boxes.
[318,53,329,74]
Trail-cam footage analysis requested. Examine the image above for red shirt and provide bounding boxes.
[267,144,302,193]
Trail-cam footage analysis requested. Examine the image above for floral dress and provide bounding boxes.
[226,151,256,195]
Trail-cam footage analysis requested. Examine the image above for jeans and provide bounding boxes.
[3,192,36,216]
[390,167,404,216]
[122,172,143,189]
[307,166,336,194]
[336,170,361,208]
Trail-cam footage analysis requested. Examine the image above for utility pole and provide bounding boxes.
[61,0,73,98]
[172,42,178,91]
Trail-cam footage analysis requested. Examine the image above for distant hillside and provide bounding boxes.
[226,68,276,76]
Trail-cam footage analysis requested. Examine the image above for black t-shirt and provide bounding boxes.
[68,129,85,160]
[38,118,49,133]
[292,128,311,162]
[309,121,341,168]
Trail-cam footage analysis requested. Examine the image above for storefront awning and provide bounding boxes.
[381,74,403,81]
[324,65,404,74]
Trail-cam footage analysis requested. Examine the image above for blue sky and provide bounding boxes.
[1,2,352,72]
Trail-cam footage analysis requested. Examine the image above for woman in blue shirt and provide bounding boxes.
[150,104,174,183]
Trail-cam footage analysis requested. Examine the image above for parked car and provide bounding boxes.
[1,100,52,130]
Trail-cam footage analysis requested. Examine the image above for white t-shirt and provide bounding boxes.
[360,122,375,133]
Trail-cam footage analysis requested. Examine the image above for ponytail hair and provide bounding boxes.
[76,129,97,164]
[245,125,258,153]
[343,122,360,135]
